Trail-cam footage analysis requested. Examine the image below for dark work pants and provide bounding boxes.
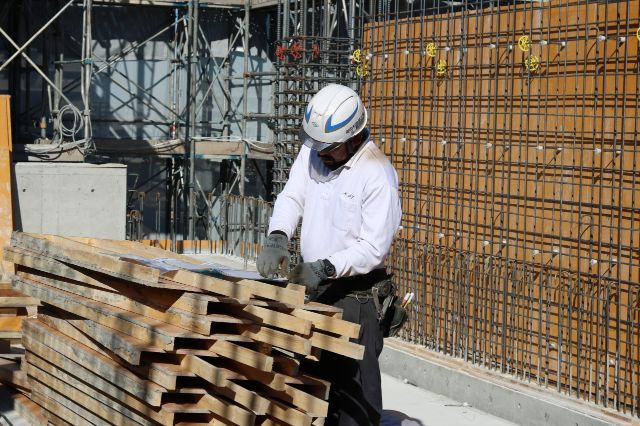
[309,281,384,426]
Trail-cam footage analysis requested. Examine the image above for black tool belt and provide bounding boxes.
[312,269,387,303]
[315,269,407,337]
[334,268,390,293]
[338,270,397,332]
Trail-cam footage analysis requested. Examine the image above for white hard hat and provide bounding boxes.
[299,84,368,151]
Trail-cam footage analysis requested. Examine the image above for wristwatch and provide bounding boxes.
[322,259,336,278]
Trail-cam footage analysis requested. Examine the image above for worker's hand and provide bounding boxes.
[257,233,290,277]
[287,260,327,291]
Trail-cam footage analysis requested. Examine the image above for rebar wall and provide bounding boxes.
[354,0,640,417]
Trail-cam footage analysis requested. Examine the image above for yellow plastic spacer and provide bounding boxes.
[436,59,446,76]
[426,42,437,57]
[356,62,369,77]
[525,55,540,72]
[352,49,362,64]
[518,35,531,52]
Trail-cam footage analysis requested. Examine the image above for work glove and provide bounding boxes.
[257,233,290,277]
[287,260,327,291]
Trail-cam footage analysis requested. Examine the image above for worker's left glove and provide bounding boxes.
[287,260,330,291]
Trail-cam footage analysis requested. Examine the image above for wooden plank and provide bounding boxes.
[170,291,344,319]
[62,235,253,301]
[165,292,212,315]
[17,268,238,336]
[136,352,268,393]
[272,353,300,376]
[11,232,161,286]
[6,246,212,310]
[41,310,163,365]
[31,390,92,426]
[290,308,359,339]
[0,288,39,307]
[25,331,207,423]
[241,326,311,356]
[0,358,29,391]
[0,95,13,277]
[143,361,197,390]
[12,275,202,350]
[67,236,197,261]
[80,238,305,304]
[0,306,18,315]
[218,359,287,392]
[261,383,328,417]
[236,279,304,305]
[0,316,22,332]
[177,339,274,371]
[302,302,343,317]
[25,359,155,426]
[30,377,112,426]
[5,245,128,291]
[180,354,230,385]
[247,298,343,316]
[230,304,312,336]
[266,399,312,426]
[10,390,49,426]
[210,378,272,416]
[22,320,166,406]
[198,393,256,426]
[288,374,331,400]
[38,310,113,356]
[162,270,252,301]
[309,332,365,360]
[25,347,175,426]
[180,354,273,414]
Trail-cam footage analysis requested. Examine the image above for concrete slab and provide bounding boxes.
[381,373,519,426]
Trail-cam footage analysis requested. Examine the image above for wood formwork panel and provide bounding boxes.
[362,0,640,417]
[0,95,13,277]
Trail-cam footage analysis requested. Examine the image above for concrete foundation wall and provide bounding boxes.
[379,339,636,426]
[13,162,127,239]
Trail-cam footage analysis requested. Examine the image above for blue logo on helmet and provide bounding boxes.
[325,105,358,133]
[305,106,313,123]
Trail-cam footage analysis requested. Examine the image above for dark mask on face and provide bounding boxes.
[316,129,369,170]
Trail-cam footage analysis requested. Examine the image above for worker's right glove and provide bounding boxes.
[257,233,289,277]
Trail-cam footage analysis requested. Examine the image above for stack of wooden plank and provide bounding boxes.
[4,232,364,425]
[0,280,39,392]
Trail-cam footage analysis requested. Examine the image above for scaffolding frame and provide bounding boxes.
[0,0,275,245]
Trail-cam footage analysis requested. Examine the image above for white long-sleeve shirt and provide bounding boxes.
[268,140,401,278]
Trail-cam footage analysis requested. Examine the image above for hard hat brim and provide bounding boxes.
[299,127,333,151]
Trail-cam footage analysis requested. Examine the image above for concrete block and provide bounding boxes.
[13,163,127,239]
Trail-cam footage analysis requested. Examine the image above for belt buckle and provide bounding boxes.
[354,291,369,303]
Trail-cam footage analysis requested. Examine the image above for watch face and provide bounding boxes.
[324,260,336,277]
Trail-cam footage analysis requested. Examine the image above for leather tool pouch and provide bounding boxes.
[372,278,408,338]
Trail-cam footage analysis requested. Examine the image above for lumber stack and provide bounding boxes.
[0,280,39,393]
[4,232,363,425]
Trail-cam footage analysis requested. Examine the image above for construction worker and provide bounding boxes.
[257,84,401,425]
